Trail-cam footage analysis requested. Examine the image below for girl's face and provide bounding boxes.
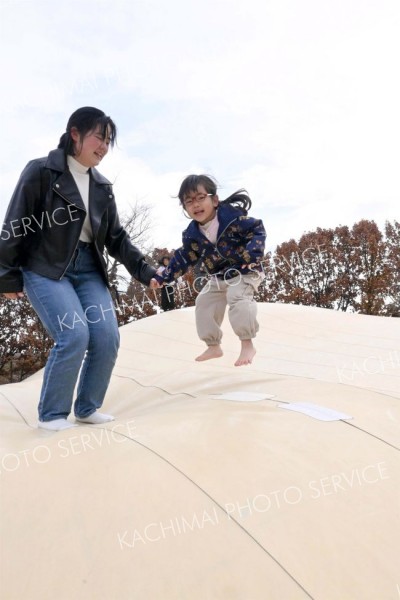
[70,125,111,168]
[183,184,219,225]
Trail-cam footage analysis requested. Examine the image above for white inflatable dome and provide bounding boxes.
[1,303,399,599]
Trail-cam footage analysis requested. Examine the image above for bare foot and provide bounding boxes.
[195,345,223,362]
[234,340,256,366]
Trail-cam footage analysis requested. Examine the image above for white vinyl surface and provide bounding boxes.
[1,303,399,599]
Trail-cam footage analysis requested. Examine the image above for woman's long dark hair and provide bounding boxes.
[177,174,252,215]
[58,106,117,157]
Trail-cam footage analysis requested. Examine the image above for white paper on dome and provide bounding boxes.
[211,391,276,402]
[278,402,353,421]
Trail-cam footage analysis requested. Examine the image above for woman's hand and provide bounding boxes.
[2,292,25,300]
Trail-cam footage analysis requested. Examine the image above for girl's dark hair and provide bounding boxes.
[158,255,171,265]
[58,106,117,156]
[178,174,252,215]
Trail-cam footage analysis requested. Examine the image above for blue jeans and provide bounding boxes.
[22,243,120,421]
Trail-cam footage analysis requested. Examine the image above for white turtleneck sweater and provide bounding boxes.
[199,212,219,245]
[67,155,93,242]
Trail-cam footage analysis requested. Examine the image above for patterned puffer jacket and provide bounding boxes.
[156,202,266,283]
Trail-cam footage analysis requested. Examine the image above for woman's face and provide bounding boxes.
[71,125,111,168]
[183,184,219,225]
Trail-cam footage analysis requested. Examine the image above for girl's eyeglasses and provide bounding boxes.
[183,193,213,209]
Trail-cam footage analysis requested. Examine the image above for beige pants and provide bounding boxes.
[195,272,263,345]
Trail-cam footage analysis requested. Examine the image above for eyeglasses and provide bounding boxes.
[183,193,213,209]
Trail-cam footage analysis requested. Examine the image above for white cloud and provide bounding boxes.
[1,0,399,256]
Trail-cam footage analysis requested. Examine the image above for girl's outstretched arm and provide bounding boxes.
[154,242,200,284]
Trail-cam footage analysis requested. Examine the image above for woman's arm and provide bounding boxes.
[104,197,157,286]
[0,161,42,293]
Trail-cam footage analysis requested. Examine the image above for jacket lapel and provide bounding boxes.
[46,149,86,212]
[52,171,87,211]
[46,149,114,221]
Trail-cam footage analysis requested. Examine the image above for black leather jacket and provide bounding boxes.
[0,149,156,293]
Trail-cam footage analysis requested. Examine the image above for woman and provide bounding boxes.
[0,107,159,430]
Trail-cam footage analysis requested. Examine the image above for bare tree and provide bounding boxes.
[105,201,155,290]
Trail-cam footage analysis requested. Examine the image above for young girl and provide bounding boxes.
[155,174,266,366]
[0,107,159,430]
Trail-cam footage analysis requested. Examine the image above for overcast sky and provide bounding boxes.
[1,0,399,253]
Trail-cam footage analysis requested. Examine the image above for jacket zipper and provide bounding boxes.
[53,186,86,280]
[199,217,237,278]
[214,217,237,262]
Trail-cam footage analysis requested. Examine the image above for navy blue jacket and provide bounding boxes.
[156,203,266,283]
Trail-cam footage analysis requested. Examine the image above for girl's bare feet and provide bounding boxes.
[234,339,256,366]
[195,345,223,361]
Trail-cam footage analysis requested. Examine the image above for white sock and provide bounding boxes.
[75,412,115,424]
[38,418,77,431]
